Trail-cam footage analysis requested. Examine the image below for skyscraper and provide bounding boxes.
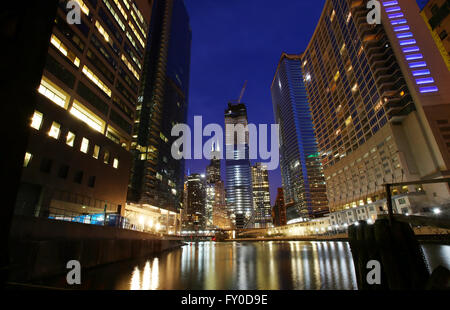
[271,53,329,222]
[205,142,222,228]
[17,0,151,217]
[251,163,272,228]
[302,0,450,214]
[183,173,206,231]
[128,0,191,214]
[225,103,254,229]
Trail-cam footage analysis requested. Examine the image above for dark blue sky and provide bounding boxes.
[183,0,326,204]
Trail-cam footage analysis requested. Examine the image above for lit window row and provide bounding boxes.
[103,0,125,31]
[382,0,438,93]
[95,20,110,42]
[38,78,68,109]
[50,34,80,67]
[130,9,147,39]
[113,0,128,21]
[70,101,106,133]
[126,31,141,55]
[29,111,119,169]
[132,2,145,27]
[128,21,145,48]
[122,0,130,10]
[82,65,112,97]
[121,54,140,80]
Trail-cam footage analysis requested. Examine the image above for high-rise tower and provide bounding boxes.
[251,163,272,228]
[18,0,151,217]
[128,0,192,214]
[225,103,254,229]
[271,53,329,221]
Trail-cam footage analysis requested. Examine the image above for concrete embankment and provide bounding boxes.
[8,216,183,282]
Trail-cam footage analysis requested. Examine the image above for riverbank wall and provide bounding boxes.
[8,216,183,282]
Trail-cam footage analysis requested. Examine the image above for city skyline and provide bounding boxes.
[183,0,327,205]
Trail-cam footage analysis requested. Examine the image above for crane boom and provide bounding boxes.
[237,80,248,104]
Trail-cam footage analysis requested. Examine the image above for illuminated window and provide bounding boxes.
[74,0,89,15]
[80,138,89,154]
[113,0,127,20]
[113,158,119,169]
[102,0,125,31]
[70,101,105,133]
[130,9,147,39]
[121,54,140,80]
[38,78,68,109]
[48,122,61,139]
[333,71,340,82]
[160,132,169,143]
[104,150,110,164]
[50,34,80,67]
[82,66,112,97]
[330,10,336,22]
[156,173,163,181]
[66,131,76,147]
[345,116,352,126]
[24,153,33,167]
[95,20,110,42]
[93,145,100,159]
[31,111,43,130]
[128,21,145,48]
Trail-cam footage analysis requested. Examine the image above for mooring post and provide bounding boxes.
[385,184,394,226]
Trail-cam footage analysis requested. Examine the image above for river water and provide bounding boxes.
[45,241,450,290]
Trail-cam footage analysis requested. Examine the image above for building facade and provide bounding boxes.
[301,0,450,214]
[18,0,151,218]
[128,0,191,214]
[271,53,329,221]
[251,163,272,228]
[225,103,255,229]
[205,142,226,228]
[420,0,450,71]
[183,173,206,231]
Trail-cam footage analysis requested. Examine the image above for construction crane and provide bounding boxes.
[236,80,248,104]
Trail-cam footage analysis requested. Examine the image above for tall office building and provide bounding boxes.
[183,173,206,231]
[205,142,222,228]
[128,0,192,214]
[212,180,231,230]
[251,163,272,228]
[419,0,450,71]
[271,53,329,221]
[17,0,151,217]
[225,103,254,229]
[302,0,450,214]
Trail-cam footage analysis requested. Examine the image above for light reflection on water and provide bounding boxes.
[51,241,449,290]
[77,241,358,290]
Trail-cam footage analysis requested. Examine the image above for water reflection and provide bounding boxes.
[129,258,159,290]
[48,241,448,290]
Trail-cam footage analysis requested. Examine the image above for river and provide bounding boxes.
[43,241,450,290]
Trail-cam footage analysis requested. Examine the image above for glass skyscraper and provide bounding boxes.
[129,0,191,214]
[225,103,254,229]
[271,53,329,222]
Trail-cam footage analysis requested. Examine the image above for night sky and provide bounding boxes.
[183,0,326,205]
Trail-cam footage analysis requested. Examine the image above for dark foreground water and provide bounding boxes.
[44,241,450,290]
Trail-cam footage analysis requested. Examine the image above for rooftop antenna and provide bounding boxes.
[237,80,248,104]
